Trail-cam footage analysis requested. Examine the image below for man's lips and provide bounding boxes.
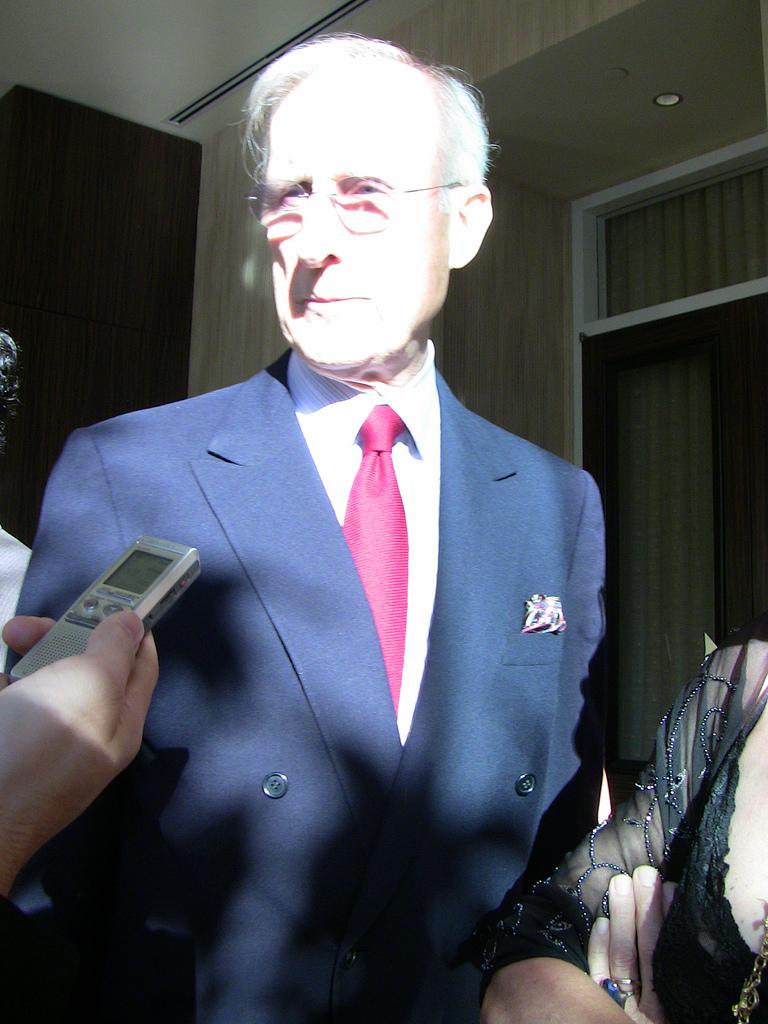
[300,295,367,304]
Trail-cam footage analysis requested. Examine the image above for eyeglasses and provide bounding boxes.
[247,177,461,239]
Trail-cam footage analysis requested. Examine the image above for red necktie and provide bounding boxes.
[343,405,409,712]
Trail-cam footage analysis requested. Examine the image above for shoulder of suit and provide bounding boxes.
[75,365,281,439]
[440,380,587,481]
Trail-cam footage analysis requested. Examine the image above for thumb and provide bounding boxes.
[84,612,159,732]
[83,611,144,685]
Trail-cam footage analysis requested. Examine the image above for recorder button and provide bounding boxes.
[103,604,125,617]
[76,608,102,625]
[79,600,102,622]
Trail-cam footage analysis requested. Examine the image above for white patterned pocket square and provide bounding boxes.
[521,594,566,634]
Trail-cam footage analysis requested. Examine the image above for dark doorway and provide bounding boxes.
[582,294,768,797]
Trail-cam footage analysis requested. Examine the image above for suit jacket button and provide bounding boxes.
[515,772,536,796]
[262,772,288,799]
[343,948,358,969]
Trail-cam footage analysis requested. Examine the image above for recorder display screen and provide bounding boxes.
[104,551,173,595]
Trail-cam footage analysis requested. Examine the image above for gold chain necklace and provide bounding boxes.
[733,913,768,1021]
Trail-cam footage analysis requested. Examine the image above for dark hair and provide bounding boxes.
[0,330,21,453]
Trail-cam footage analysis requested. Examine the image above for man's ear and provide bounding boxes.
[448,186,493,270]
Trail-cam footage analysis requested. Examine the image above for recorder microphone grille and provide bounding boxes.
[12,621,92,678]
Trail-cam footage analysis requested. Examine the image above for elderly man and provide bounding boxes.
[14,35,605,1023]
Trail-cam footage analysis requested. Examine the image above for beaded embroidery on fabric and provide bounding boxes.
[474,622,768,1022]
[651,733,765,1023]
[476,654,743,1018]
[545,657,734,920]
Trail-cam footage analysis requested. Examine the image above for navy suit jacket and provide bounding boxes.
[13,354,605,1023]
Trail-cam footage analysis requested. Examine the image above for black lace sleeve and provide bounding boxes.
[476,649,743,988]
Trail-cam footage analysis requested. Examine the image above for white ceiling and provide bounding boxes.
[0,0,433,144]
[484,0,766,197]
[1,0,765,199]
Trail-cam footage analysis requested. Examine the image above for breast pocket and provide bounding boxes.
[499,632,565,666]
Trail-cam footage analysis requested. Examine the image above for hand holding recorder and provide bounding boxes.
[0,331,192,902]
[0,610,158,897]
[11,536,200,679]
[0,536,199,897]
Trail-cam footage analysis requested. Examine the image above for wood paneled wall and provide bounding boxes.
[0,87,200,544]
[189,119,284,395]
[437,174,573,458]
[189,0,643,460]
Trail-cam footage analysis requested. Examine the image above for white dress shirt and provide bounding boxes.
[0,525,30,665]
[288,345,441,743]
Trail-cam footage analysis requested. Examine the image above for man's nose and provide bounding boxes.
[294,193,344,266]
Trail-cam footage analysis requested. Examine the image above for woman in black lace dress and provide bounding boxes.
[479,614,768,1024]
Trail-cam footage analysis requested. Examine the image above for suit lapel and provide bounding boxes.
[417,380,524,720]
[190,365,402,844]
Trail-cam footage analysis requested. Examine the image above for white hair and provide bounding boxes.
[243,34,492,187]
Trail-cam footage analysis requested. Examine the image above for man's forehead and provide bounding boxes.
[266,60,442,181]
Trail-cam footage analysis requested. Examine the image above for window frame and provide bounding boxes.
[570,132,768,464]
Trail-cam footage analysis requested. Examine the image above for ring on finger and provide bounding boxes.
[601,979,628,1008]
[615,977,641,996]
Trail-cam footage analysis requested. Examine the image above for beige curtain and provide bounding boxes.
[605,166,768,316]
[614,351,716,760]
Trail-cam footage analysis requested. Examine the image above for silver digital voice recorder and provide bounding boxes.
[11,535,200,680]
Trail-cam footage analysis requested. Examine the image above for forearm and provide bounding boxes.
[481,958,628,1024]
[0,612,156,898]
[0,833,27,897]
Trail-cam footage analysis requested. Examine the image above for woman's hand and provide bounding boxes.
[588,866,676,1024]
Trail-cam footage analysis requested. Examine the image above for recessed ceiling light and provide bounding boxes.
[605,67,629,81]
[653,92,683,107]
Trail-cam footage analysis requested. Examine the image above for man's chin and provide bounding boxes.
[288,342,427,389]
[285,325,372,370]
[290,345,379,386]
[282,318,428,385]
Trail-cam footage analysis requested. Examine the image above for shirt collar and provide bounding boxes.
[287,343,439,461]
